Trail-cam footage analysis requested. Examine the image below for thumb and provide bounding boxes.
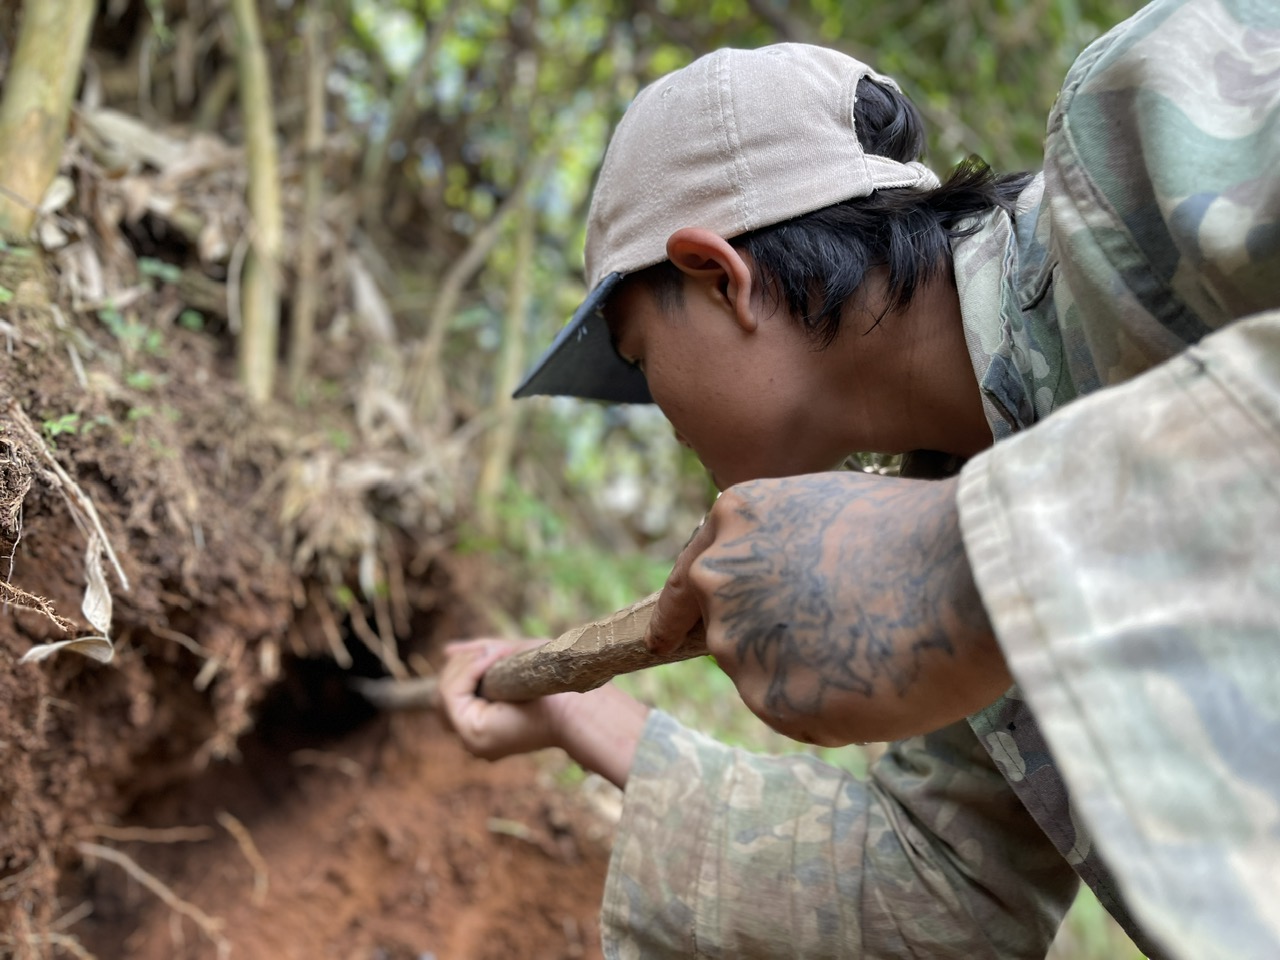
[647,516,716,654]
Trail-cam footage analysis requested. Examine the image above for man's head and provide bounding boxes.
[515,44,940,403]
[516,43,1026,485]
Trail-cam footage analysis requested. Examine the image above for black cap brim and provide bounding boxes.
[513,272,652,404]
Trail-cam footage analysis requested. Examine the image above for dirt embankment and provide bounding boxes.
[1,201,611,959]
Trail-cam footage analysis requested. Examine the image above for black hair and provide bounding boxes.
[637,77,1034,345]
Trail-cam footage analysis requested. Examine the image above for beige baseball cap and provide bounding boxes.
[515,43,939,403]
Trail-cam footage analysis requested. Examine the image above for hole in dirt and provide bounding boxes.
[253,617,416,752]
[252,654,381,750]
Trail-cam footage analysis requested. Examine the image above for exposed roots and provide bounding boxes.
[0,581,74,633]
[74,843,229,959]
[215,811,269,908]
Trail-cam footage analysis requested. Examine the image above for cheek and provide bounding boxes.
[652,374,796,483]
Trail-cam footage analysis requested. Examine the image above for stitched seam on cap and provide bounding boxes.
[715,51,753,231]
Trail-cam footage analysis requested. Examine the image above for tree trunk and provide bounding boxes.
[288,3,328,401]
[229,0,284,404]
[0,0,96,240]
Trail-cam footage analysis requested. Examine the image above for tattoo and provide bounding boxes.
[702,474,975,722]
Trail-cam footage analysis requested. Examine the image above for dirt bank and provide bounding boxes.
[0,235,610,957]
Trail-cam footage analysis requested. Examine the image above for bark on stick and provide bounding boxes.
[353,592,708,709]
[478,591,709,702]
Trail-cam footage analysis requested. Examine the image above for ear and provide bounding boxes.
[665,227,758,333]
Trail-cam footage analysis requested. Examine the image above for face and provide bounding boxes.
[605,278,852,490]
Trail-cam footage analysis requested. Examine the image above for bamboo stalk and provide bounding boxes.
[0,0,96,239]
[228,0,284,404]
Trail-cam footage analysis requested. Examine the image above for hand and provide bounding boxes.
[647,472,1009,746]
[439,638,651,788]
[439,639,565,760]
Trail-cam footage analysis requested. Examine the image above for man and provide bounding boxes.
[441,1,1280,957]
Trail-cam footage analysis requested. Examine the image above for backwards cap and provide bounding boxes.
[515,43,939,403]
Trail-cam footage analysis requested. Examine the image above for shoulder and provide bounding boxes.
[1040,0,1280,369]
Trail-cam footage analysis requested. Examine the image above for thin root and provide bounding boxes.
[290,748,363,779]
[0,932,97,960]
[80,824,214,844]
[215,811,269,907]
[0,581,74,633]
[74,842,228,958]
[7,402,129,593]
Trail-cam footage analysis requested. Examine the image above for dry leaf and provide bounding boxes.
[348,258,394,342]
[81,107,186,170]
[39,175,76,215]
[19,636,115,665]
[81,535,114,635]
[38,219,70,251]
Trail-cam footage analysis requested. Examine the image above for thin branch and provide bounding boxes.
[0,580,74,633]
[0,932,97,960]
[149,624,215,660]
[346,598,406,679]
[402,148,555,421]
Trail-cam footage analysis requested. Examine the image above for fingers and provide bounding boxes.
[440,640,507,697]
[647,513,717,654]
[438,639,558,762]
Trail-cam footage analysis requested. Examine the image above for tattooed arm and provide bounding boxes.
[648,471,1010,745]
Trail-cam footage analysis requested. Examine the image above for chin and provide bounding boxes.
[712,461,834,490]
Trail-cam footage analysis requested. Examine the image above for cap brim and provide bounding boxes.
[513,272,653,404]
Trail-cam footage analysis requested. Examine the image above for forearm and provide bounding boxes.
[549,684,650,789]
[667,472,1010,747]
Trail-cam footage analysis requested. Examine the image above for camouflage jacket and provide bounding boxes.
[602,1,1280,957]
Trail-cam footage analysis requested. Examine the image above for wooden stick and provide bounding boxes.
[478,591,706,702]
[352,592,707,709]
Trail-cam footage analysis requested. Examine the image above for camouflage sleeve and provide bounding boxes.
[600,709,1078,959]
[1040,0,1280,389]
[958,312,1280,960]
